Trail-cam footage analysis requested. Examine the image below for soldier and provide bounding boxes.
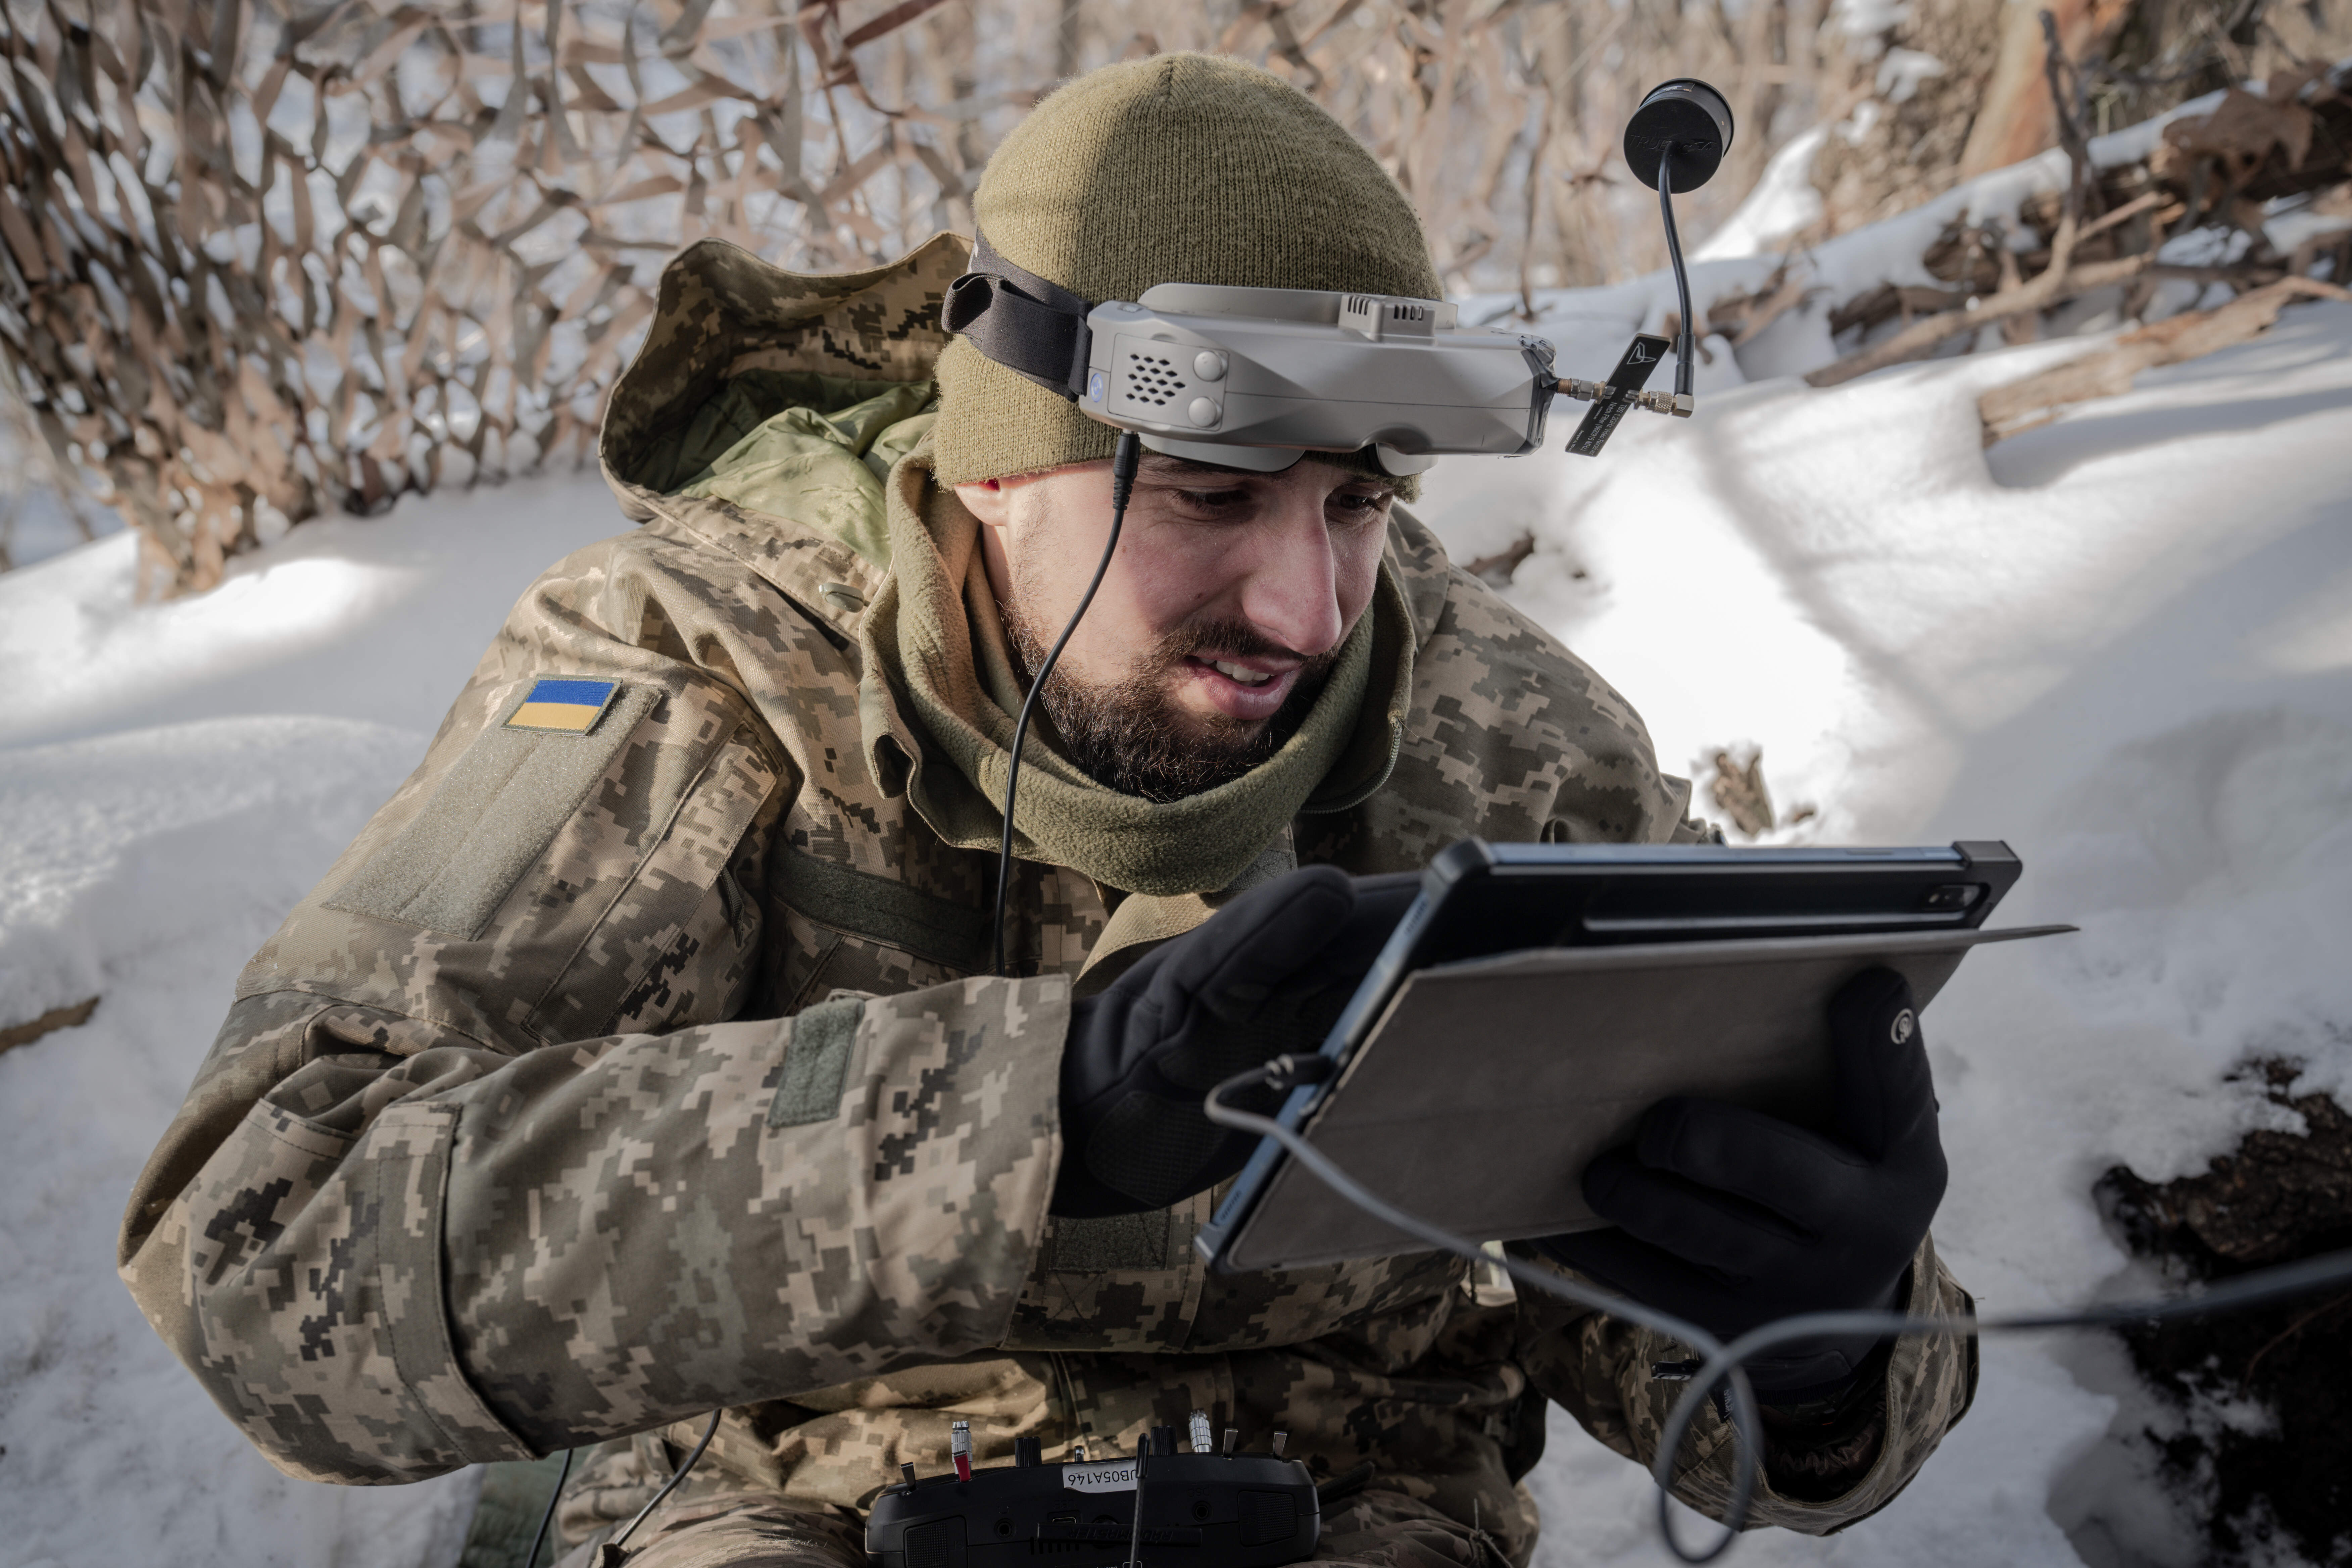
[118,53,1975,1567]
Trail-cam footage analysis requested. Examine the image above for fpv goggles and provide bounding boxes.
[945,79,1734,470]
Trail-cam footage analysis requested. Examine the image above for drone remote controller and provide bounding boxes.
[866,1422,1321,1568]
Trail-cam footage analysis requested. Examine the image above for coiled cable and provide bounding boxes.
[1203,1057,2352,1563]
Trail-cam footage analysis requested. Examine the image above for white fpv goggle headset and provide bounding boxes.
[943,79,1734,469]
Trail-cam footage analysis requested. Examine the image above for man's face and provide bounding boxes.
[957,453,1394,801]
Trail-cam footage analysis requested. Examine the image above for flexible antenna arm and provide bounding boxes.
[1659,147,1697,400]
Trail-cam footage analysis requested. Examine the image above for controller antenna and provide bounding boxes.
[1125,1434,1150,1568]
[1623,79,1733,406]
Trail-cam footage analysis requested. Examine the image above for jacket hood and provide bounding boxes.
[600,233,971,524]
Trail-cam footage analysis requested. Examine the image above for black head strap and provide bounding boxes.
[943,229,1096,402]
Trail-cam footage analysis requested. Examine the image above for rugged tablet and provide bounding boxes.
[1195,839,2029,1273]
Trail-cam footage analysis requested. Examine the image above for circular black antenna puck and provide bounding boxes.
[1624,79,1735,192]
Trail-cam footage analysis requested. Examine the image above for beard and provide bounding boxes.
[999,586,1342,803]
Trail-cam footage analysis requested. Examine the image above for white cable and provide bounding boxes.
[1204,1062,2352,1562]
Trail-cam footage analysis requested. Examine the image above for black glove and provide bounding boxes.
[1052,866,1418,1218]
[1535,966,1946,1401]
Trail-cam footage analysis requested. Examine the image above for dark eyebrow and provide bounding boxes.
[1136,453,1275,480]
[1135,453,1399,494]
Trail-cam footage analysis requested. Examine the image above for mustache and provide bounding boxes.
[1149,618,1334,672]
[997,602,1343,802]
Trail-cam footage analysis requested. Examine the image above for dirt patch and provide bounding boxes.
[2096,1062,2352,1565]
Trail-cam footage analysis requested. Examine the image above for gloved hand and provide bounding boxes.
[1052,866,1418,1218]
[1535,966,1946,1401]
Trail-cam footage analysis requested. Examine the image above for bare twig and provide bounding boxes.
[1808,15,2118,387]
[1978,274,2350,441]
[1808,211,2089,386]
[0,997,100,1056]
[2079,189,2168,240]
[2241,1290,2352,1387]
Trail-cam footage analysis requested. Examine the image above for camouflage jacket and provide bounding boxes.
[117,235,1977,1559]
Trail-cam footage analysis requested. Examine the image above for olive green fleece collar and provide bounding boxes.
[857,441,1414,898]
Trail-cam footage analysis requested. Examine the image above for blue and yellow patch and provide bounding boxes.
[505,677,621,733]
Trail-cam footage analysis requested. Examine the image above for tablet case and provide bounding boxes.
[1214,924,2070,1274]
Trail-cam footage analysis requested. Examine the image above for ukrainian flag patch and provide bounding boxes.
[506,677,621,733]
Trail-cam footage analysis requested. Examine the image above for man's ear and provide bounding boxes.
[954,478,1012,530]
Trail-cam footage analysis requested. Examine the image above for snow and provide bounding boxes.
[0,414,121,573]
[0,485,626,1567]
[1877,48,1948,104]
[1517,82,2262,391]
[1410,300,2352,1565]
[4,237,2351,1568]
[0,486,119,572]
[1693,126,1829,263]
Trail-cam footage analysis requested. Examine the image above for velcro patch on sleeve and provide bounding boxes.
[326,680,656,938]
[504,677,621,733]
[768,996,866,1128]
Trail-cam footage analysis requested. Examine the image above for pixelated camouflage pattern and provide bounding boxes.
[119,238,1973,1554]
[599,233,972,514]
[1515,1232,1977,1536]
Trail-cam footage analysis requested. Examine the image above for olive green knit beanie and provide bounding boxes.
[932,53,1444,489]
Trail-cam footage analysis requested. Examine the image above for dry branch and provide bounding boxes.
[1464,530,1536,587]
[1710,749,1776,837]
[1978,275,2350,442]
[1703,265,1819,346]
[0,995,98,1055]
[1811,49,2351,393]
[1808,207,2089,386]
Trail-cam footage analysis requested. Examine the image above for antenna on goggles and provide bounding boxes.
[1556,78,1735,456]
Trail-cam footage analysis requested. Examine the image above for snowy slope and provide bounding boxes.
[1412,302,2352,1567]
[0,490,628,1568]
[3,298,2349,1567]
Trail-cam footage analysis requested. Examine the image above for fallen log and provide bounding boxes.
[1977,275,2350,442]
[1825,283,1973,339]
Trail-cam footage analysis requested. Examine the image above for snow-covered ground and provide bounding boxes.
[4,213,2351,1568]
[1428,293,2352,1568]
[0,491,628,1567]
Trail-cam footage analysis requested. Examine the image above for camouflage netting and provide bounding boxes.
[0,0,1006,593]
[0,0,1928,595]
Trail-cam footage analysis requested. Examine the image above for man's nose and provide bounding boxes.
[1235,490,1344,656]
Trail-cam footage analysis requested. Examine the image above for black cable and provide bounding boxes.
[524,1446,574,1568]
[1659,145,1696,399]
[608,1409,724,1556]
[991,429,1145,977]
[1124,1433,1149,1568]
[1203,1065,2352,1563]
